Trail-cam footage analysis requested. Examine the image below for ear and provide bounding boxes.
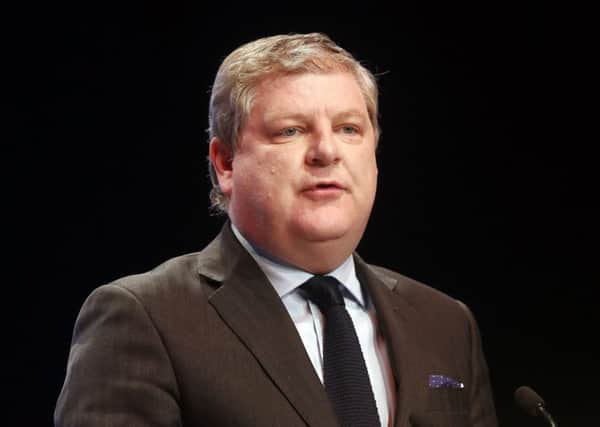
[209,137,234,197]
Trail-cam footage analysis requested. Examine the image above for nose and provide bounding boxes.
[305,126,340,167]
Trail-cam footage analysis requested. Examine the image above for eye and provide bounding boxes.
[279,127,299,137]
[340,125,359,134]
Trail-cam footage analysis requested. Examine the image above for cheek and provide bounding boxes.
[257,152,283,182]
[353,154,378,211]
[232,151,288,201]
[371,157,379,188]
[354,150,378,188]
[259,149,300,182]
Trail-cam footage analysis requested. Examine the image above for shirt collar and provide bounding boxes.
[231,223,366,308]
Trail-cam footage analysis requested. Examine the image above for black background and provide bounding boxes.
[5,6,598,426]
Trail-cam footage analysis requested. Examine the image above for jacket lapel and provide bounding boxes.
[199,224,338,427]
[355,255,421,427]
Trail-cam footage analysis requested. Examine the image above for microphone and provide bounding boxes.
[514,385,557,427]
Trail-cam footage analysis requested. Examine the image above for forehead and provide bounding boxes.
[250,72,368,119]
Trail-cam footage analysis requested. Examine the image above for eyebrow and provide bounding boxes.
[331,109,369,122]
[263,109,368,123]
[262,112,310,123]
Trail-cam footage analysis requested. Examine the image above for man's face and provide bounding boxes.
[212,71,378,271]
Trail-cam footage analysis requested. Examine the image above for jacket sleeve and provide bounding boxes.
[55,284,182,427]
[459,301,498,427]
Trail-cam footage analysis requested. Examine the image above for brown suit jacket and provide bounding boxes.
[55,223,497,426]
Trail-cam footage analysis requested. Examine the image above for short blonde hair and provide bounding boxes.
[208,32,380,213]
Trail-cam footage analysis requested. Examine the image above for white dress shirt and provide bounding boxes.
[231,225,396,426]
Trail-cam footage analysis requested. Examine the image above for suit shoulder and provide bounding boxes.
[368,263,467,314]
[366,263,480,346]
[99,252,214,304]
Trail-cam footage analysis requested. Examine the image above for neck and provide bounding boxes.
[231,223,356,274]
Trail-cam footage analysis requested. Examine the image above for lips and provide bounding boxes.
[303,180,345,191]
[301,180,347,199]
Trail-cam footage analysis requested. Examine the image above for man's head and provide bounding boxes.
[208,33,380,272]
[208,33,379,212]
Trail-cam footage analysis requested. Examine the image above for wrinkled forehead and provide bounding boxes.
[247,69,367,115]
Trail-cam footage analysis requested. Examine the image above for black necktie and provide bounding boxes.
[301,275,381,427]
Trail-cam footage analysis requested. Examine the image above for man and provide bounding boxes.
[55,33,498,426]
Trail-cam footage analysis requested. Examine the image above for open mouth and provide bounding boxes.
[302,182,346,199]
[316,183,340,189]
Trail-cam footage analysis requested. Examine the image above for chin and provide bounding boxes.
[291,203,371,243]
[301,227,348,243]
[293,215,354,243]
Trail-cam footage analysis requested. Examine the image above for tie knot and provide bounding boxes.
[300,275,345,314]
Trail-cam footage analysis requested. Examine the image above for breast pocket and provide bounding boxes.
[427,388,468,412]
[409,389,469,427]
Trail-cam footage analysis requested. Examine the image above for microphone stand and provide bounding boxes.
[537,404,557,427]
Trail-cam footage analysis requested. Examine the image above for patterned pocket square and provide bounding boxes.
[428,374,464,389]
